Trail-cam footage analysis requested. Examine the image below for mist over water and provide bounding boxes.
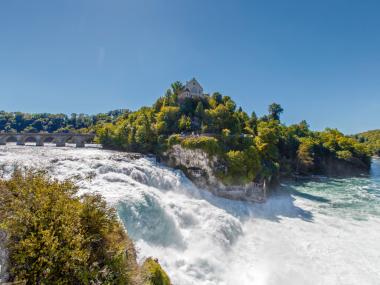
[1,144,380,285]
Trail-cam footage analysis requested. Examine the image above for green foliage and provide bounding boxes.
[181,136,220,155]
[336,150,353,160]
[318,128,369,162]
[178,115,192,132]
[221,146,261,185]
[0,110,127,134]
[268,103,283,121]
[297,137,316,173]
[255,120,281,161]
[97,108,157,153]
[0,170,170,285]
[156,106,181,135]
[204,104,241,134]
[167,134,182,147]
[141,258,171,285]
[355,129,380,156]
[195,102,205,120]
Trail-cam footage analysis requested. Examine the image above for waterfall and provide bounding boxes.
[1,144,380,285]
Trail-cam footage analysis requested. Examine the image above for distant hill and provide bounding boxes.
[355,130,380,156]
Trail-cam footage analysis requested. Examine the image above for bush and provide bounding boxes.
[220,146,261,185]
[167,134,182,147]
[336,150,353,161]
[0,170,139,284]
[141,258,171,285]
[181,136,220,155]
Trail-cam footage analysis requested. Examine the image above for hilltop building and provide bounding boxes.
[179,78,206,100]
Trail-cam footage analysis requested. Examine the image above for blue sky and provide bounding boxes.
[0,0,379,134]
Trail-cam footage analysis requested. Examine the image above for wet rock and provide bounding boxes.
[162,145,266,202]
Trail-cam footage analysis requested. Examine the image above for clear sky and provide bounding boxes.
[0,0,379,134]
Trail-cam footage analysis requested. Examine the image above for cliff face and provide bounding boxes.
[163,145,267,202]
[312,155,371,177]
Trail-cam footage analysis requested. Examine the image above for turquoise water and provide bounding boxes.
[284,158,380,220]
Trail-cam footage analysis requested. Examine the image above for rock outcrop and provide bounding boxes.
[163,145,266,202]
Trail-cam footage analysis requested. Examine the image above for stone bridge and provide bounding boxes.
[0,133,95,147]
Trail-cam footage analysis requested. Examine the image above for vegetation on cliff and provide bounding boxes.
[0,170,170,285]
[141,258,171,285]
[354,129,380,156]
[95,81,371,184]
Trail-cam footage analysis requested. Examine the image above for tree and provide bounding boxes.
[246,111,258,135]
[223,145,261,184]
[178,115,192,132]
[268,103,284,121]
[211,92,223,104]
[171,81,184,95]
[195,102,205,119]
[297,137,315,173]
[255,120,281,161]
[155,106,180,135]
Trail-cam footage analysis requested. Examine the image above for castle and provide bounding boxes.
[179,78,206,99]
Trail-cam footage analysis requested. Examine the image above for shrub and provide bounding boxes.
[181,136,220,155]
[336,150,353,161]
[141,258,171,285]
[181,137,220,155]
[0,170,138,284]
[167,134,182,147]
[220,146,261,185]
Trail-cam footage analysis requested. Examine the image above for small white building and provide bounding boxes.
[179,78,205,99]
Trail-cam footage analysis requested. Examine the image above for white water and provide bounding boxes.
[1,144,380,285]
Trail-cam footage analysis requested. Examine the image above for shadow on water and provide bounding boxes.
[290,188,330,203]
[191,183,316,224]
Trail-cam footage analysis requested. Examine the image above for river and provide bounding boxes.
[0,144,379,285]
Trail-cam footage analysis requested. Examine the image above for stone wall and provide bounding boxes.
[163,144,266,202]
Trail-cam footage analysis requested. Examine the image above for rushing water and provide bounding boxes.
[1,144,380,285]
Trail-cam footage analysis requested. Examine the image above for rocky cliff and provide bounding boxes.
[162,145,267,202]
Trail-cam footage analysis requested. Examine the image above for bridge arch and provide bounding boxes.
[23,135,44,146]
[23,136,37,145]
[0,135,17,145]
[42,136,56,144]
[5,136,17,143]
